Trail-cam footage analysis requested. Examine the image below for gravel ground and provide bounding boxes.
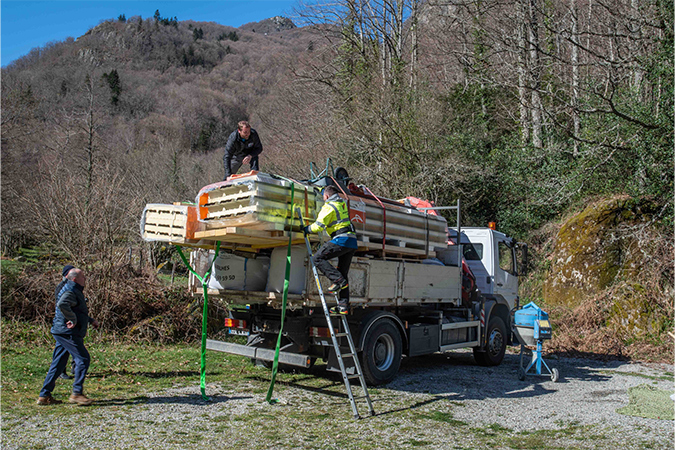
[392,351,674,434]
[4,350,674,449]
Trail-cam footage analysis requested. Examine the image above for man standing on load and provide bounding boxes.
[303,185,357,315]
[222,120,263,181]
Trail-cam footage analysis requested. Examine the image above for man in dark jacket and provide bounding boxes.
[222,120,263,180]
[38,268,99,406]
[55,264,76,380]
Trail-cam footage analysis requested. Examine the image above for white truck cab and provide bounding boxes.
[451,227,526,310]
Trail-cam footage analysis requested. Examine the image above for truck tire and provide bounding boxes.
[360,319,402,386]
[473,316,507,367]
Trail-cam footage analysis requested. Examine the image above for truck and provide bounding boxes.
[189,219,528,386]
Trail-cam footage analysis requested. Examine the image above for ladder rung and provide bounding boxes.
[340,353,355,358]
[334,333,348,337]
[347,374,362,379]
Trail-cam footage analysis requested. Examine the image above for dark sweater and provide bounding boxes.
[222,129,263,178]
[51,281,91,337]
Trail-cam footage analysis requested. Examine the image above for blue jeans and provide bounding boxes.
[39,334,90,397]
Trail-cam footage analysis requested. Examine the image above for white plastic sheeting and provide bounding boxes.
[207,252,270,291]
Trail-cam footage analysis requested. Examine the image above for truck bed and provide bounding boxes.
[191,253,463,309]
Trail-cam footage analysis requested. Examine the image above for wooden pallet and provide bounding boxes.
[194,226,307,249]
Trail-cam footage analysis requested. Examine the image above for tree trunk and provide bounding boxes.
[409,0,418,90]
[517,0,530,144]
[528,0,543,149]
[629,0,643,97]
[84,76,96,211]
[571,0,580,156]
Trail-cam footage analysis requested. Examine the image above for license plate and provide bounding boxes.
[228,329,250,336]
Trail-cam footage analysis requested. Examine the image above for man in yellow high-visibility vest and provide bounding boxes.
[303,185,357,315]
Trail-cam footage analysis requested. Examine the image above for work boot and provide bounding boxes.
[327,281,348,293]
[36,395,62,405]
[69,393,94,406]
[59,373,73,380]
[329,304,349,315]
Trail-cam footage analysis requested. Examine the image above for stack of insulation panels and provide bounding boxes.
[194,172,447,256]
[196,173,321,227]
[345,194,447,256]
[141,172,448,257]
[140,203,211,248]
[191,173,319,248]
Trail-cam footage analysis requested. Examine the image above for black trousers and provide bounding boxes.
[228,154,259,177]
[313,241,355,304]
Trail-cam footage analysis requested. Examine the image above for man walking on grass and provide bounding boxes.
[38,268,99,406]
[55,264,76,380]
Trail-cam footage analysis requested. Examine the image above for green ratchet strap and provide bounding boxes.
[266,180,297,404]
[176,241,221,401]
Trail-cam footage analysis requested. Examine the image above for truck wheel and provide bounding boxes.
[360,319,402,386]
[473,316,506,366]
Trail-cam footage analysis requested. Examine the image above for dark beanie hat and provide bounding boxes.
[62,265,75,277]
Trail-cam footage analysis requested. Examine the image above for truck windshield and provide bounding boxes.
[463,243,483,260]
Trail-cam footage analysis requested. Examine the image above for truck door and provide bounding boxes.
[493,238,518,308]
[461,231,492,295]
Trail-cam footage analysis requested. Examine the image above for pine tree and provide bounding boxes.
[101,69,121,106]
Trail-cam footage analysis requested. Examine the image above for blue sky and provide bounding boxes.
[1,0,300,67]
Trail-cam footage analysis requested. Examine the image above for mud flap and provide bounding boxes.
[326,347,357,375]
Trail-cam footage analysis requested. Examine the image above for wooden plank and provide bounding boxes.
[194,227,283,240]
[203,217,285,231]
[250,238,306,249]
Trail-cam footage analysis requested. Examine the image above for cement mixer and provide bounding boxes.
[513,302,559,382]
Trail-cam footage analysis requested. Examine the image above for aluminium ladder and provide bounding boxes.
[297,208,375,419]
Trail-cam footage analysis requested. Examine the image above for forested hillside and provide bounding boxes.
[2,2,672,359]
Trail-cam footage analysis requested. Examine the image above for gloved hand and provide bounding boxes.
[302,225,310,235]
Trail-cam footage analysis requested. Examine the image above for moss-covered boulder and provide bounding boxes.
[544,196,657,308]
[543,196,672,351]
